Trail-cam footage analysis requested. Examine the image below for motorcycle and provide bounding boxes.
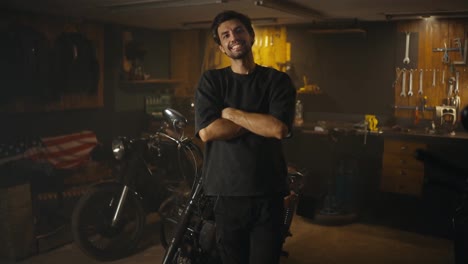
[415,149,468,264]
[158,114,305,264]
[71,108,201,261]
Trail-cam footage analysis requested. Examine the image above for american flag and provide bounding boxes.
[0,130,98,169]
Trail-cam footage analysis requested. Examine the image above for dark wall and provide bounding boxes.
[288,22,396,116]
[0,22,171,147]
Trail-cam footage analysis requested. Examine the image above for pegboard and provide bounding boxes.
[394,19,468,122]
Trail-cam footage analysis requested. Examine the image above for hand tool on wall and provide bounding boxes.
[432,69,436,87]
[455,71,460,94]
[455,38,462,57]
[400,68,407,97]
[393,101,434,111]
[448,77,455,99]
[420,96,428,112]
[453,37,467,65]
[442,70,445,84]
[393,96,434,113]
[403,32,411,64]
[408,69,414,96]
[418,69,423,95]
[414,106,421,125]
[433,38,467,65]
[443,43,450,64]
[393,67,402,88]
[454,95,461,112]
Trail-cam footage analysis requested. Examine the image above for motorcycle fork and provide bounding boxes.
[111,185,129,227]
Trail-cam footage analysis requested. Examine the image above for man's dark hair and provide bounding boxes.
[211,10,254,45]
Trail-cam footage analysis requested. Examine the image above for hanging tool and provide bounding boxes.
[393,67,402,88]
[418,69,423,95]
[393,96,434,111]
[443,43,450,63]
[453,38,467,65]
[433,38,467,65]
[393,105,434,111]
[403,32,411,64]
[455,71,460,94]
[454,95,461,112]
[414,107,421,125]
[448,77,455,99]
[442,70,445,84]
[455,38,462,57]
[432,69,436,87]
[408,69,414,96]
[420,96,428,112]
[400,69,407,97]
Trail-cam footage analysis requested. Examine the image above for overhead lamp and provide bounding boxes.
[104,0,228,12]
[254,0,323,20]
[385,10,468,20]
[183,17,278,29]
[307,28,366,35]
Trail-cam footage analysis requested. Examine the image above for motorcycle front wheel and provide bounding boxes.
[158,194,186,249]
[71,184,146,261]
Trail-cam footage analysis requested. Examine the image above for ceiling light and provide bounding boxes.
[104,0,228,12]
[183,17,278,29]
[254,0,323,20]
[307,28,366,35]
[385,10,468,20]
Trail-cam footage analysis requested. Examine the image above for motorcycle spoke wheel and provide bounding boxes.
[72,185,146,261]
[159,195,185,249]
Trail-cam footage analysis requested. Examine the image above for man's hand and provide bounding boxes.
[221,107,240,121]
[222,107,288,140]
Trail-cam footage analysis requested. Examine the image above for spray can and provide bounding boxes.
[294,99,304,127]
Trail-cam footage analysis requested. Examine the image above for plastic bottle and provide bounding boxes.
[294,99,304,127]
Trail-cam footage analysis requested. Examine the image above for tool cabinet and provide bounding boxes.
[380,138,426,196]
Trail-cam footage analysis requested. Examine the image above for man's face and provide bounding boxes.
[217,19,254,60]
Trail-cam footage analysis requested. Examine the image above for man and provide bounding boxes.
[194,10,296,264]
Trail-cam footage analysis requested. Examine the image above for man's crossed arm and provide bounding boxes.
[199,107,288,142]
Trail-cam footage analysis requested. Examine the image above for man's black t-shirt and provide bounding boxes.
[195,65,296,196]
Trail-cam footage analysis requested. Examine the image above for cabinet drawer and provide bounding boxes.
[384,139,426,155]
[382,153,424,170]
[380,167,424,196]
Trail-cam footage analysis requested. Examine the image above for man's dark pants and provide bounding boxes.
[213,195,285,264]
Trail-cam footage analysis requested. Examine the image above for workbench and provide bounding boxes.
[284,122,468,237]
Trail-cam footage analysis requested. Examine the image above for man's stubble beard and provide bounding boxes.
[228,48,252,60]
[227,41,253,60]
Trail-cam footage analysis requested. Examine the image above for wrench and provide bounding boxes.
[403,32,410,64]
[393,67,402,88]
[455,38,462,58]
[432,69,436,87]
[455,71,460,94]
[400,69,407,97]
[418,69,423,95]
[408,69,414,96]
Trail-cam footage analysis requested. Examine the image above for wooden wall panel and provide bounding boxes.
[170,30,203,98]
[395,19,468,122]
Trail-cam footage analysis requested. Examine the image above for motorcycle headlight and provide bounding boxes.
[112,138,125,160]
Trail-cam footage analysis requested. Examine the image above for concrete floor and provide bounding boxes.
[16,213,454,264]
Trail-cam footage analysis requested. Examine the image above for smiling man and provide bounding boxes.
[194,10,296,264]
